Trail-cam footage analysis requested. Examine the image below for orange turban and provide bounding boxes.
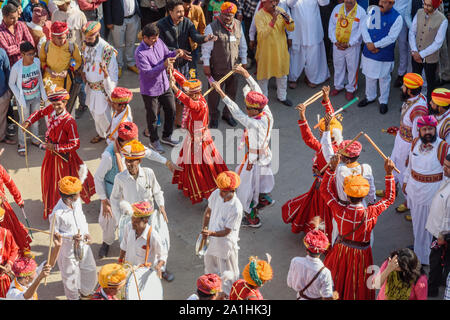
[121,140,146,160]
[58,176,82,195]
[0,203,4,223]
[216,171,241,191]
[183,79,202,93]
[242,256,273,287]
[403,73,423,89]
[318,116,343,134]
[431,88,450,107]
[98,263,128,288]
[131,201,154,218]
[221,2,237,14]
[343,174,370,198]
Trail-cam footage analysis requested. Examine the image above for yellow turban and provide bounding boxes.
[242,256,273,287]
[343,174,370,198]
[58,176,82,195]
[182,79,202,93]
[403,73,423,89]
[216,171,241,191]
[431,88,450,107]
[121,140,146,160]
[98,263,128,288]
[221,2,237,14]
[318,116,343,133]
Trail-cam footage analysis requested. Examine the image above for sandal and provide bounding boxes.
[0,137,16,145]
[90,135,105,144]
[143,129,150,137]
[18,146,26,157]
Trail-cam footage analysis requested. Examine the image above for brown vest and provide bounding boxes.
[210,18,242,76]
[415,8,446,63]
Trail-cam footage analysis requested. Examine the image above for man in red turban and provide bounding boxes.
[106,87,134,144]
[187,273,227,300]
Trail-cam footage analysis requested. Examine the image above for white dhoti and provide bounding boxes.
[257,76,288,101]
[57,245,97,300]
[235,161,274,213]
[150,211,170,271]
[332,45,361,93]
[204,248,239,295]
[98,203,117,246]
[361,55,394,104]
[390,135,410,187]
[85,86,112,138]
[406,197,433,265]
[288,41,330,85]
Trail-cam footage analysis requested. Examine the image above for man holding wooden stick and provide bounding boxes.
[0,217,19,298]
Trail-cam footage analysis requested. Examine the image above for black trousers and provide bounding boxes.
[412,59,437,103]
[207,73,237,121]
[243,16,255,61]
[142,89,176,143]
[429,236,450,291]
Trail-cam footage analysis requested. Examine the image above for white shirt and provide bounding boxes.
[94,146,167,200]
[110,166,165,222]
[328,3,367,47]
[287,0,330,47]
[201,22,248,66]
[187,293,199,300]
[426,178,450,239]
[122,0,136,17]
[5,262,44,300]
[120,222,167,266]
[409,12,448,59]
[287,256,334,299]
[222,75,273,166]
[106,105,134,144]
[393,0,412,29]
[205,189,243,260]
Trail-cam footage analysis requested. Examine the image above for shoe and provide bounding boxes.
[375,189,385,197]
[358,98,376,108]
[277,98,293,107]
[428,288,439,298]
[162,270,175,282]
[118,67,122,78]
[393,75,404,88]
[222,116,237,127]
[288,81,297,89]
[396,203,409,213]
[330,89,343,97]
[0,137,16,145]
[404,214,412,222]
[90,135,105,144]
[127,65,139,74]
[241,215,262,228]
[209,119,218,129]
[379,103,388,114]
[98,242,110,259]
[160,135,179,147]
[149,140,165,154]
[6,123,16,137]
[256,194,275,210]
[75,105,87,119]
[79,294,93,300]
[304,77,318,88]
[345,91,354,101]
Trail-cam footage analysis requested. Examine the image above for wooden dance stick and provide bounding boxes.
[131,267,142,300]
[319,131,364,175]
[303,91,324,107]
[8,116,68,163]
[45,213,56,286]
[20,106,29,171]
[24,227,88,242]
[203,64,242,97]
[363,133,400,174]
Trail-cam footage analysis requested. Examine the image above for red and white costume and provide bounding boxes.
[171,69,229,204]
[229,279,264,300]
[320,169,396,300]
[436,109,450,144]
[0,227,19,298]
[26,104,96,219]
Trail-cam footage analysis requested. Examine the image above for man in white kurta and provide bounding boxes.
[328,0,366,98]
[202,171,243,295]
[359,2,403,114]
[287,0,330,88]
[212,65,274,228]
[48,177,97,300]
[82,21,118,143]
[403,115,450,265]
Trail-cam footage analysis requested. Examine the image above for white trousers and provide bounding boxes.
[257,76,287,101]
[332,45,361,93]
[111,14,140,68]
[204,248,239,295]
[57,246,97,300]
[407,197,433,265]
[397,23,412,76]
[98,203,117,245]
[235,161,274,213]
[365,74,392,104]
[288,41,330,84]
[89,109,111,138]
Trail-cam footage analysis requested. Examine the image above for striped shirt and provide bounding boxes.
[0,21,34,65]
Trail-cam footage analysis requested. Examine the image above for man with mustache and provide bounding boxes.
[430,88,450,143]
[402,115,450,266]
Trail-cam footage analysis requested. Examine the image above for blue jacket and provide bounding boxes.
[0,48,10,97]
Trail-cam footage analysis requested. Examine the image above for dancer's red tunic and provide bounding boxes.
[281,100,336,243]
[26,105,95,219]
[320,168,396,300]
[171,70,228,204]
[0,227,18,298]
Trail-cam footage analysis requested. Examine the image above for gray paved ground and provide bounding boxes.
[2,57,449,300]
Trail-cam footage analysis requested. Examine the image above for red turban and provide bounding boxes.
[118,122,138,141]
[303,229,329,254]
[111,87,133,104]
[12,257,37,278]
[131,201,154,218]
[339,140,362,158]
[245,91,268,110]
[48,87,70,101]
[417,115,438,128]
[51,21,68,35]
[197,273,222,295]
[431,88,450,107]
[432,0,442,9]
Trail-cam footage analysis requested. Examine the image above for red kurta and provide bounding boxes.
[281,100,336,244]
[0,165,32,255]
[320,169,396,300]
[0,227,19,298]
[90,287,118,300]
[229,279,264,300]
[171,70,229,204]
[27,105,96,219]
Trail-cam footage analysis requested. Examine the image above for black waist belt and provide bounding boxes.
[124,13,135,19]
